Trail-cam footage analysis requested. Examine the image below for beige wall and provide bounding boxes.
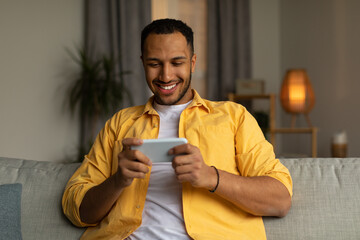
[251,0,281,95]
[280,0,360,157]
[250,0,283,152]
[0,0,83,162]
[251,0,360,157]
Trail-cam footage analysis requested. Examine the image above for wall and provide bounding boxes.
[0,0,83,162]
[251,0,281,95]
[280,0,360,157]
[250,0,283,153]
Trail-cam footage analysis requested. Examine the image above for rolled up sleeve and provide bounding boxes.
[235,110,293,197]
[62,119,116,226]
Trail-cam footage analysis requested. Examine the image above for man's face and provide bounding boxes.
[142,32,196,105]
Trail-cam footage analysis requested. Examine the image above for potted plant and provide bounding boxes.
[65,47,132,161]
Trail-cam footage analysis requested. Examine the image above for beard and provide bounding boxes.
[154,71,192,106]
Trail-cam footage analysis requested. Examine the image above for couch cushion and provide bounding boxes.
[0,183,23,240]
[264,158,360,240]
[0,157,85,240]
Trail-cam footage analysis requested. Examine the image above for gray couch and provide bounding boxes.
[0,156,359,239]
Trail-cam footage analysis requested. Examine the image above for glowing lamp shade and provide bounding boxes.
[280,69,315,114]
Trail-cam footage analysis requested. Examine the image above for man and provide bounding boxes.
[62,19,292,239]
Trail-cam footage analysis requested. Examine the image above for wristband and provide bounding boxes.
[209,166,219,193]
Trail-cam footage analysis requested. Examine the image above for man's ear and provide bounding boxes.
[191,54,197,73]
[140,55,145,66]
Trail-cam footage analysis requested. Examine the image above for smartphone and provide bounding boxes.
[131,138,188,163]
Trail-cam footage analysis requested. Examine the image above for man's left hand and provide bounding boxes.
[169,144,217,190]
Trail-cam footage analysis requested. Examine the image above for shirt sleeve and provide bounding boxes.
[62,118,116,227]
[235,110,293,197]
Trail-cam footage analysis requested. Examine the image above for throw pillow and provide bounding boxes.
[0,183,23,240]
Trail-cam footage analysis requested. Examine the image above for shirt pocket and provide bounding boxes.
[199,125,238,174]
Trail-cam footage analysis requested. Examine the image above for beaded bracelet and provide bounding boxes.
[209,166,219,193]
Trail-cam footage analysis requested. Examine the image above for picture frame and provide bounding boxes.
[235,79,265,95]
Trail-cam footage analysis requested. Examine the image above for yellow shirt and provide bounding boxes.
[62,90,292,240]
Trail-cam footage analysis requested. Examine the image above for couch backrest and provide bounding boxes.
[263,158,360,240]
[0,157,84,240]
[2,157,360,239]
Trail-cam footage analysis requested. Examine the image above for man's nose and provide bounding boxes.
[159,64,173,82]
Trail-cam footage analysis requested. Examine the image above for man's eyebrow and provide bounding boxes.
[145,56,187,61]
[172,56,187,60]
[145,57,160,61]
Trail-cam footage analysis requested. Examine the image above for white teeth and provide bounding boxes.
[160,84,176,90]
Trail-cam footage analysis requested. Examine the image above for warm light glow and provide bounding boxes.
[288,73,306,112]
[280,69,315,115]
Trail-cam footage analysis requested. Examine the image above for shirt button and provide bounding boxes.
[153,124,158,128]
[136,205,140,209]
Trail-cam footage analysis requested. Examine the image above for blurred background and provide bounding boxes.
[1,0,359,162]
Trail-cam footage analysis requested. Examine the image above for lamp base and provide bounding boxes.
[291,113,312,128]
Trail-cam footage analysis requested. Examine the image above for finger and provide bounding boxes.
[168,143,195,155]
[171,154,193,168]
[126,160,151,174]
[120,138,152,166]
[175,172,196,184]
[124,149,152,166]
[173,165,209,188]
[118,156,151,177]
[122,138,143,150]
[173,163,194,175]
[121,165,149,179]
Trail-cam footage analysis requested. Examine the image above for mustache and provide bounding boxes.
[152,79,183,85]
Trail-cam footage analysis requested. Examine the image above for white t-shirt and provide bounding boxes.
[128,101,192,240]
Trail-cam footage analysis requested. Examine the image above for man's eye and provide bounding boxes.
[173,62,184,66]
[148,63,159,67]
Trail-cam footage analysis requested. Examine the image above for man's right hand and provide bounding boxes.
[116,138,152,188]
[79,138,152,224]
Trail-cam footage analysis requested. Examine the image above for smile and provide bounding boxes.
[159,84,177,90]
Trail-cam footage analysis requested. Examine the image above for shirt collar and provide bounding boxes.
[188,89,210,113]
[135,89,210,119]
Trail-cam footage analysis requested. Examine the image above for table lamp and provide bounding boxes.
[280,69,315,128]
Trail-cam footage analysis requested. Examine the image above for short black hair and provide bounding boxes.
[141,18,194,56]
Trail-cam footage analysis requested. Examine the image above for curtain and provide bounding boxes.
[85,0,152,107]
[207,0,251,101]
[79,0,151,155]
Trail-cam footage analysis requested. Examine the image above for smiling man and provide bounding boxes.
[142,32,195,106]
[62,19,292,240]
